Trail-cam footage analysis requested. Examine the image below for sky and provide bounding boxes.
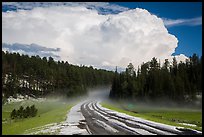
[113,2,202,57]
[2,2,202,71]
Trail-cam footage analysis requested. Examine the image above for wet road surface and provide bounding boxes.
[60,99,202,135]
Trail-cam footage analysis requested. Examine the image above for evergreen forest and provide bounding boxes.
[2,51,114,100]
[109,54,202,104]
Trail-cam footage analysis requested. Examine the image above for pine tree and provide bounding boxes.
[10,109,17,119]
[109,53,202,103]
[2,51,114,98]
[24,106,31,118]
[30,105,38,117]
[18,106,24,118]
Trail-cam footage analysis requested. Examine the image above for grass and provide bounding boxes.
[100,101,202,131]
[2,99,73,135]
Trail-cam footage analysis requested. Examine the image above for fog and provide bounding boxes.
[43,86,201,111]
[42,85,112,105]
[104,96,202,112]
[86,85,111,101]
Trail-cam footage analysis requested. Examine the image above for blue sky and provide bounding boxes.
[2,2,202,57]
[2,2,202,70]
[113,2,202,57]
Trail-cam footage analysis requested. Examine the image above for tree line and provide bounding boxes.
[10,105,38,119]
[2,51,114,99]
[109,54,202,104]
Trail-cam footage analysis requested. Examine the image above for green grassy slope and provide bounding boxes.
[101,102,202,131]
[2,99,73,135]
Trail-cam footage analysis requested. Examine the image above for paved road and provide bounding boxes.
[60,99,202,135]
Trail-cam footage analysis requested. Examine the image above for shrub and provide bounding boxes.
[10,109,17,119]
[10,105,38,119]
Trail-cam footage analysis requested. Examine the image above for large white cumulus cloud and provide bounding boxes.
[2,6,187,70]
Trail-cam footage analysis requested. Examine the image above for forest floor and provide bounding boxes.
[100,101,202,132]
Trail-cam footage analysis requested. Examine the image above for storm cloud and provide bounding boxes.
[2,4,188,70]
[2,43,60,59]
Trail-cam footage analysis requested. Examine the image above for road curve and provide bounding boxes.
[60,100,202,135]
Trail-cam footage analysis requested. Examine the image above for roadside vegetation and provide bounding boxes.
[101,101,202,131]
[107,53,202,132]
[110,54,202,105]
[2,51,114,100]
[2,51,114,135]
[2,99,73,135]
[10,105,38,119]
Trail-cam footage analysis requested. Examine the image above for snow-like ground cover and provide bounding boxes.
[59,100,89,135]
[178,123,197,127]
[24,122,61,135]
[5,94,45,104]
[25,100,90,135]
[100,101,202,132]
[2,97,73,135]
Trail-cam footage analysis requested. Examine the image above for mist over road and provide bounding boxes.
[60,87,202,135]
